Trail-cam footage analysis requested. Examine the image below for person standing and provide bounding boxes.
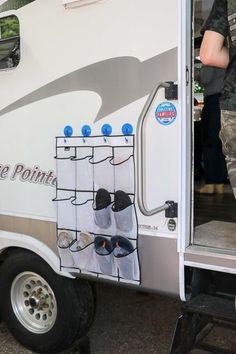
[196,65,227,194]
[200,0,236,198]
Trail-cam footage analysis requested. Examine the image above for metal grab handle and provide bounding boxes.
[136,82,171,216]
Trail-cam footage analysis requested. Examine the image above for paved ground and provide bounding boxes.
[0,283,235,354]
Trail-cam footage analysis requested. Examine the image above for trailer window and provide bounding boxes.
[0,15,20,70]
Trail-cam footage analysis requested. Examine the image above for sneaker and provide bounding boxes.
[94,188,111,210]
[113,190,132,211]
[58,231,73,248]
[76,231,94,250]
[95,236,112,255]
[214,184,224,194]
[197,184,214,194]
[111,236,133,257]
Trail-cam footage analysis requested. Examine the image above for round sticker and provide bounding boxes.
[155,102,177,126]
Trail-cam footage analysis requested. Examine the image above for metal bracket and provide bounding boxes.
[165,201,178,218]
[165,81,178,100]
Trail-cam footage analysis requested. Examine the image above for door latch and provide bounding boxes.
[165,81,178,100]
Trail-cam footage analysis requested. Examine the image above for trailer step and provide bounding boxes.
[183,294,236,322]
[194,220,236,249]
[170,294,236,354]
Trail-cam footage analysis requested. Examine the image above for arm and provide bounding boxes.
[200,31,229,69]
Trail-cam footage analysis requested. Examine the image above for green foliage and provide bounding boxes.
[194,81,204,94]
[0,16,19,39]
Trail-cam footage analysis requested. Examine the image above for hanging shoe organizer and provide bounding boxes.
[54,135,140,284]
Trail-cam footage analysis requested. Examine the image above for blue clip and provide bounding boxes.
[64,125,73,142]
[81,125,92,143]
[101,124,112,142]
[122,123,133,142]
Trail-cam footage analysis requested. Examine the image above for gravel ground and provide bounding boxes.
[0,283,235,354]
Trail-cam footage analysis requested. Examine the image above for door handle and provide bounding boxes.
[136,82,174,216]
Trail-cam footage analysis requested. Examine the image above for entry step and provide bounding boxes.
[171,294,236,353]
[194,220,236,249]
[183,294,236,323]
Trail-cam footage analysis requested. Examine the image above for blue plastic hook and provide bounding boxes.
[122,123,133,142]
[81,125,92,142]
[101,124,112,142]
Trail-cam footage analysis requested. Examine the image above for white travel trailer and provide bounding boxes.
[0,0,235,353]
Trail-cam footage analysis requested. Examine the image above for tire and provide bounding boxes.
[0,249,95,354]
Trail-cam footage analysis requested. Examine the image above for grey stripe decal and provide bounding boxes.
[0,48,177,122]
[0,0,35,12]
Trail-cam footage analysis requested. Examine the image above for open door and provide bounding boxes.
[192,0,236,252]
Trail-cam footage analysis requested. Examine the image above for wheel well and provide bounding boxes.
[0,247,52,270]
[0,246,96,294]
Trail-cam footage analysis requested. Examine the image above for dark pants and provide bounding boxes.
[201,94,227,184]
[220,110,236,198]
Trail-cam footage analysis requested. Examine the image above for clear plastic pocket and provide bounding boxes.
[113,204,133,232]
[111,236,139,280]
[55,191,76,230]
[70,239,97,272]
[74,147,93,191]
[112,191,135,235]
[73,193,94,233]
[95,254,115,275]
[114,250,139,281]
[93,189,115,235]
[94,207,111,229]
[57,230,75,268]
[58,247,75,268]
[94,236,115,275]
[111,147,134,192]
[56,147,76,190]
[91,147,114,192]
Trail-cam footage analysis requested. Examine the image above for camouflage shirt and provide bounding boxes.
[204,0,236,111]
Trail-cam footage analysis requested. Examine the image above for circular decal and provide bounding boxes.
[155,102,177,126]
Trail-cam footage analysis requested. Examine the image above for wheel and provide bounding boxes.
[0,249,95,354]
